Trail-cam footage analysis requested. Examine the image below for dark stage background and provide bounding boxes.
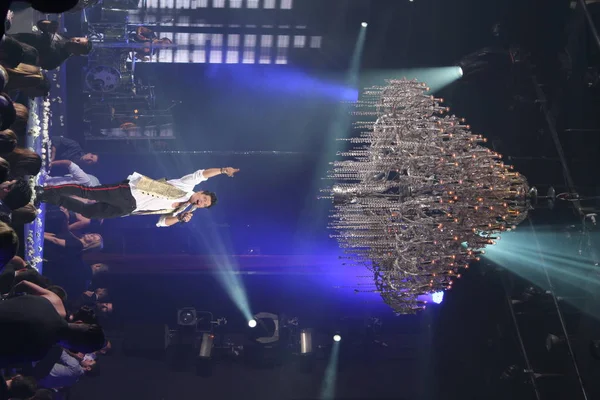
[53,0,598,399]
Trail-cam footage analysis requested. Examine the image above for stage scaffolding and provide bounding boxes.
[497,2,600,399]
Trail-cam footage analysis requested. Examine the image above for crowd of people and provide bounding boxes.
[0,2,112,399]
[0,2,240,398]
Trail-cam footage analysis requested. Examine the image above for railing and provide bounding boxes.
[578,0,600,54]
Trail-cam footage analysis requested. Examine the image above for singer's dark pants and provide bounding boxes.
[42,181,137,219]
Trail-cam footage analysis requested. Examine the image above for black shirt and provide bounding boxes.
[51,136,85,164]
[9,32,70,70]
[44,205,69,235]
[0,295,68,366]
[0,264,49,295]
[43,231,84,266]
[0,35,39,68]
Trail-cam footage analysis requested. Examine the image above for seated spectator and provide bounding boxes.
[9,102,28,139]
[0,178,33,212]
[68,210,103,234]
[0,34,36,69]
[51,136,98,166]
[4,63,50,98]
[46,159,95,187]
[71,288,112,318]
[0,280,106,366]
[3,10,12,33]
[0,129,17,153]
[96,301,113,317]
[2,147,42,177]
[45,204,103,235]
[0,155,9,183]
[36,348,96,389]
[31,388,55,400]
[10,203,37,225]
[44,232,103,254]
[0,93,16,131]
[0,373,37,399]
[47,284,68,303]
[0,221,17,269]
[0,255,50,294]
[96,340,111,356]
[89,262,110,287]
[9,20,92,70]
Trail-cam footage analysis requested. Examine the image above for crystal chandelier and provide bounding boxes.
[323,79,530,314]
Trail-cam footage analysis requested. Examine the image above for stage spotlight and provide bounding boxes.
[248,319,257,328]
[196,333,215,377]
[432,291,445,304]
[546,333,576,352]
[333,334,342,342]
[361,22,368,28]
[590,340,600,360]
[198,333,215,359]
[177,308,197,326]
[300,329,313,354]
[250,312,280,344]
[458,67,464,77]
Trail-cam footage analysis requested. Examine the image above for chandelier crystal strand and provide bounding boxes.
[326,79,530,314]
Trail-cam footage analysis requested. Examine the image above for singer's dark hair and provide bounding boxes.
[203,191,217,208]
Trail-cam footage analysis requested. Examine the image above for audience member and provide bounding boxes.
[51,136,98,166]
[67,210,104,234]
[0,156,9,183]
[0,4,108,395]
[8,101,27,138]
[36,348,96,389]
[0,220,18,268]
[46,284,68,303]
[44,232,103,254]
[0,177,33,209]
[0,255,50,294]
[0,374,37,399]
[0,280,105,366]
[3,63,50,98]
[2,147,42,177]
[9,20,92,70]
[0,7,127,396]
[0,129,17,153]
[0,35,33,69]
[0,93,16,131]
[10,203,37,225]
[30,388,55,400]
[46,159,95,186]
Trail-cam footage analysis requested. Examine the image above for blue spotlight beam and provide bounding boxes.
[526,219,589,400]
[194,214,254,322]
[360,67,463,94]
[487,223,590,399]
[320,342,340,400]
[299,24,367,241]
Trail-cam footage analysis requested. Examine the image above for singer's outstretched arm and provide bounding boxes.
[158,216,180,227]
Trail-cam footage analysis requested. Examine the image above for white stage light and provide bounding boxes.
[248,319,257,328]
[361,22,368,28]
[333,334,341,342]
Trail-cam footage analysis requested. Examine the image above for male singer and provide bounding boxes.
[36,167,239,227]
